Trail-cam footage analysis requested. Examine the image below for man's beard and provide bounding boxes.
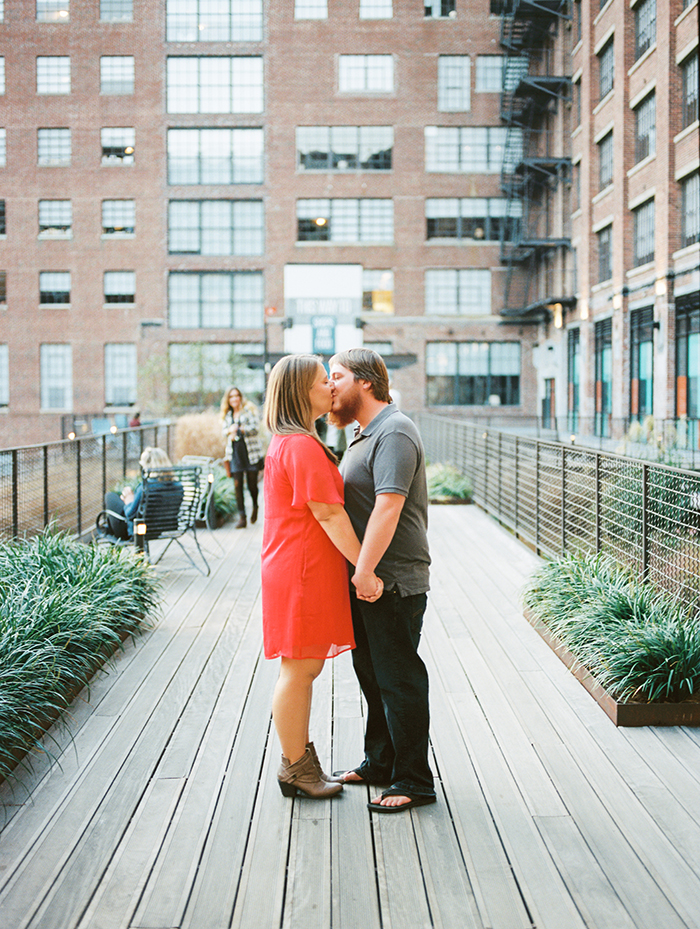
[329,390,362,429]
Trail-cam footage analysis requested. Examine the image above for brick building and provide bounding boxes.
[0,0,696,447]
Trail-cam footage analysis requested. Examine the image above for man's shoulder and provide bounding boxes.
[373,408,421,443]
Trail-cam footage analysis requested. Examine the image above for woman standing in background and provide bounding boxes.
[221,386,264,529]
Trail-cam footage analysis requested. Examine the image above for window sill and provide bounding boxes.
[426,238,500,245]
[674,121,699,144]
[295,240,394,246]
[591,279,613,294]
[672,241,700,261]
[593,91,614,115]
[627,153,656,178]
[38,232,72,240]
[626,261,656,279]
[628,44,657,76]
[39,162,71,168]
[675,0,698,26]
[103,302,136,308]
[594,0,614,24]
[592,185,613,204]
[101,233,135,239]
[40,303,71,309]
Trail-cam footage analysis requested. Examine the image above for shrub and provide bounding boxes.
[211,464,238,518]
[174,412,226,461]
[426,463,472,502]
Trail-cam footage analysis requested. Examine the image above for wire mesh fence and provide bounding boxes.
[416,413,700,615]
[0,424,173,541]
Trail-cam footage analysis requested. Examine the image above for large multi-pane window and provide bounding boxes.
[0,344,8,407]
[167,128,263,184]
[475,56,504,92]
[167,57,263,113]
[598,38,614,100]
[424,0,455,18]
[676,295,699,428]
[0,129,5,166]
[426,342,520,406]
[634,92,656,163]
[362,270,394,313]
[39,271,70,305]
[634,0,656,60]
[168,200,264,255]
[169,343,264,410]
[40,344,72,410]
[633,199,655,266]
[169,272,263,328]
[39,200,71,236]
[102,200,135,236]
[682,54,698,129]
[426,198,520,241]
[594,317,612,437]
[105,344,137,406]
[425,269,492,315]
[0,271,5,303]
[0,200,5,235]
[681,172,700,248]
[597,224,612,282]
[166,0,262,41]
[37,57,70,94]
[295,0,326,18]
[567,327,580,431]
[100,57,134,94]
[630,306,654,420]
[100,0,132,21]
[296,127,392,171]
[37,0,69,21]
[104,271,135,304]
[338,56,393,92]
[38,128,71,166]
[437,56,470,111]
[101,128,135,165]
[296,199,393,243]
[0,58,4,95]
[598,131,613,189]
[425,126,518,173]
[360,0,392,18]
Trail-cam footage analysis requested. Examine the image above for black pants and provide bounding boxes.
[350,588,434,797]
[232,469,258,516]
[104,491,130,540]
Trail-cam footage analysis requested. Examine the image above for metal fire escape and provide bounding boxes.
[499,0,573,321]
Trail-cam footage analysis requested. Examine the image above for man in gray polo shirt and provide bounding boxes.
[329,348,435,813]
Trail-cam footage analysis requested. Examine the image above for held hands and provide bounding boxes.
[352,570,384,603]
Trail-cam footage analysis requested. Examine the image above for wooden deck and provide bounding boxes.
[2,505,700,929]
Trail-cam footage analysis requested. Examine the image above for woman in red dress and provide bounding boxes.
[262,354,382,799]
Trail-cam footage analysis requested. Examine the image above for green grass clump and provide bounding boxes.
[0,529,161,788]
[426,463,472,502]
[523,551,700,703]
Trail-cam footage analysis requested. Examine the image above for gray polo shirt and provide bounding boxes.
[340,403,430,596]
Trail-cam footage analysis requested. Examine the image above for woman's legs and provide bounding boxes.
[232,471,246,527]
[246,470,259,522]
[272,657,325,764]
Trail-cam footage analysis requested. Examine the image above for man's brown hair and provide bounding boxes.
[330,348,391,403]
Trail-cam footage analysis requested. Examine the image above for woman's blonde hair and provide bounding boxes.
[263,354,337,463]
[139,447,175,480]
[220,385,257,419]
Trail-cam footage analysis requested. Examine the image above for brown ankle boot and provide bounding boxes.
[234,514,247,529]
[278,748,343,799]
[306,742,343,783]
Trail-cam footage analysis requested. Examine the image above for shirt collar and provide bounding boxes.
[353,403,396,439]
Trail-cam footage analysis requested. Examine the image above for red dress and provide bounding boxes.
[261,434,355,660]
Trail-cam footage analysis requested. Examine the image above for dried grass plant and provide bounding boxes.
[174,412,227,462]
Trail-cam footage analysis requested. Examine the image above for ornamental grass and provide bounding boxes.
[426,463,473,502]
[523,551,700,704]
[0,529,161,788]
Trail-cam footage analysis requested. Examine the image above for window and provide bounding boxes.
[100,0,132,21]
[567,327,580,431]
[39,200,72,236]
[0,200,5,236]
[102,200,135,236]
[168,128,264,184]
[426,342,520,405]
[681,172,699,248]
[101,128,135,165]
[0,1,3,21]
[296,127,393,171]
[40,344,72,410]
[167,57,263,113]
[168,200,264,255]
[594,318,612,437]
[573,0,581,44]
[38,128,71,166]
[0,271,6,304]
[36,0,69,21]
[426,198,520,241]
[634,92,655,163]
[362,270,394,313]
[295,0,326,18]
[424,0,455,17]
[360,0,392,18]
[633,199,654,266]
[338,56,393,93]
[40,271,71,304]
[573,162,580,211]
[169,342,264,410]
[630,306,654,419]
[169,272,264,328]
[0,344,7,407]
[676,295,699,424]
[634,0,656,60]
[573,78,581,127]
[0,58,4,95]
[166,0,262,41]
[0,129,5,166]
[598,131,613,190]
[425,126,519,173]
[682,54,698,129]
[597,225,612,282]
[104,271,135,304]
[100,57,134,95]
[296,199,393,243]
[105,344,137,406]
[475,56,504,93]
[425,269,492,316]
[37,57,70,94]
[438,56,470,112]
[598,39,614,100]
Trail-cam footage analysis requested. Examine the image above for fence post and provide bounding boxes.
[641,462,649,579]
[76,439,82,537]
[43,445,49,527]
[122,431,128,478]
[11,449,18,539]
[561,446,566,555]
[498,431,502,518]
[595,451,601,553]
[514,436,519,533]
[102,434,107,501]
[535,441,540,553]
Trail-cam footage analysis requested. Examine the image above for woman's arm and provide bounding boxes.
[307,501,383,600]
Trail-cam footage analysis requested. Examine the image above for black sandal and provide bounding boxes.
[367,788,436,813]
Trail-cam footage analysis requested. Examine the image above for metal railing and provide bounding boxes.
[0,424,173,540]
[417,413,700,614]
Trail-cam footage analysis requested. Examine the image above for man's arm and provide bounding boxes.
[307,501,384,601]
[352,492,405,598]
